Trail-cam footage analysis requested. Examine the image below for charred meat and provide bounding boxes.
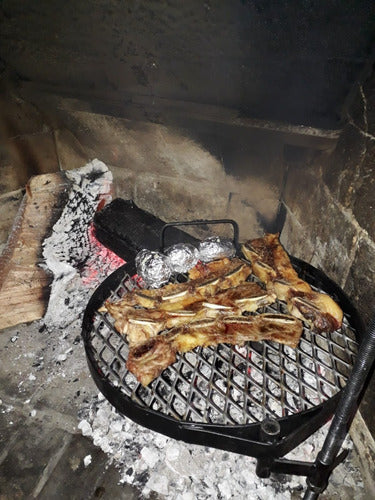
[241,233,311,299]
[127,314,303,386]
[241,234,342,332]
[287,290,343,333]
[104,257,251,312]
[106,281,275,346]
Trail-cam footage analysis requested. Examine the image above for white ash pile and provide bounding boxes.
[78,395,364,500]
[42,160,123,328]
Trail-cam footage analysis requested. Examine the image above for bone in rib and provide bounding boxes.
[127,314,303,386]
[106,280,276,346]
[241,233,343,332]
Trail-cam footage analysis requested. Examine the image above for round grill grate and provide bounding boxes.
[86,263,358,426]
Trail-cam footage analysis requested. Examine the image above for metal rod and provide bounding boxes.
[304,315,375,498]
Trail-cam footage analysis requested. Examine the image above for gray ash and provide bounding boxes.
[78,394,364,499]
[41,160,118,328]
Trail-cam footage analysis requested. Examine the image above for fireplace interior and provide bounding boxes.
[1,1,375,498]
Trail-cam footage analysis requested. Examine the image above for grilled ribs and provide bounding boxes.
[106,272,275,346]
[102,241,341,386]
[241,233,343,332]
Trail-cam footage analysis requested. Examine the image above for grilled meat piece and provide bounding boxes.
[107,281,275,346]
[104,258,251,313]
[190,282,276,320]
[188,257,243,280]
[112,310,165,345]
[241,233,311,299]
[241,233,342,332]
[108,308,198,346]
[108,281,275,340]
[271,278,311,302]
[160,258,252,310]
[126,336,177,387]
[127,314,303,386]
[256,313,304,348]
[209,282,276,312]
[287,290,343,333]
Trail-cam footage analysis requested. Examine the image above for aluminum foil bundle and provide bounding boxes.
[198,236,235,262]
[164,243,199,274]
[135,249,172,288]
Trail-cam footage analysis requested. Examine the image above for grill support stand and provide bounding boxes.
[255,418,348,481]
[303,316,375,499]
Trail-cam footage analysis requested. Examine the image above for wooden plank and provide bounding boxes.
[0,172,70,330]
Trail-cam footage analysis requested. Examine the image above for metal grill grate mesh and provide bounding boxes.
[88,266,358,426]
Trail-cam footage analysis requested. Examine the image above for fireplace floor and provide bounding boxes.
[0,319,144,499]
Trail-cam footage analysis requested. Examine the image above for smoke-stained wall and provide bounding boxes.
[281,67,375,443]
[1,0,374,129]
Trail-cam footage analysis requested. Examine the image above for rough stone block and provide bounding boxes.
[359,373,375,442]
[132,172,275,241]
[0,162,25,194]
[69,111,229,181]
[352,139,375,241]
[51,109,283,240]
[344,236,375,326]
[0,91,49,139]
[38,433,141,500]
[6,132,59,178]
[283,166,359,285]
[225,191,277,239]
[322,125,367,209]
[348,77,375,138]
[0,420,68,498]
[280,212,315,262]
[133,172,227,225]
[55,128,89,171]
[110,166,137,201]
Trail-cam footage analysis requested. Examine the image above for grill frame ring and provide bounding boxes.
[81,255,363,459]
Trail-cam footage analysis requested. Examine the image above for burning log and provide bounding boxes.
[41,160,117,328]
[0,172,70,329]
[0,160,116,331]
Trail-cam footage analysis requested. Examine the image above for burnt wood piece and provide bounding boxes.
[0,172,70,330]
[93,198,198,261]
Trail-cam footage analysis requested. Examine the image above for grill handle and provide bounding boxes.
[160,219,240,252]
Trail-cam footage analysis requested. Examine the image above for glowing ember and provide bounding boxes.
[81,224,125,286]
[132,274,146,288]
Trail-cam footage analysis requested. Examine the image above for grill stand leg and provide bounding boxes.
[255,420,348,480]
[256,418,281,478]
[303,316,375,499]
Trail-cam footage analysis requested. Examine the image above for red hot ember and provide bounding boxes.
[81,224,125,286]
